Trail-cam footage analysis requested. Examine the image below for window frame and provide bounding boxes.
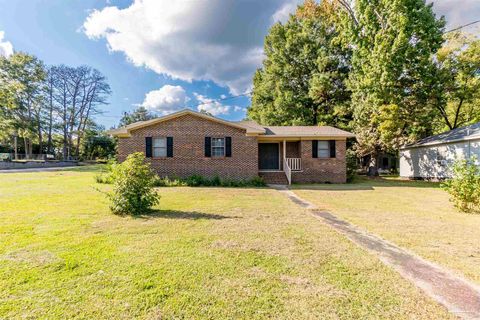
[211,137,225,158]
[317,140,330,159]
[152,137,167,158]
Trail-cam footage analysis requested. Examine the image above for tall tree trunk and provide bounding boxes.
[24,137,28,159]
[47,81,54,154]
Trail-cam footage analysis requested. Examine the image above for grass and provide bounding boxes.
[292,176,480,286]
[0,168,453,319]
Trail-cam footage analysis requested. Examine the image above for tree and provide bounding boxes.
[248,0,351,128]
[434,31,480,132]
[0,52,46,157]
[119,106,154,126]
[80,121,116,160]
[52,65,111,159]
[337,0,445,175]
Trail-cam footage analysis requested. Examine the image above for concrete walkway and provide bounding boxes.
[271,185,480,320]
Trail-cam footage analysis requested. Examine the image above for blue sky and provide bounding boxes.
[0,0,479,129]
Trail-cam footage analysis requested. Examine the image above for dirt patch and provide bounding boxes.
[2,249,59,266]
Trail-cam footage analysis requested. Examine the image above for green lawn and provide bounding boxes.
[0,168,452,319]
[292,176,480,286]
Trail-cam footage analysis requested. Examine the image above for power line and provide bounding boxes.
[443,19,480,34]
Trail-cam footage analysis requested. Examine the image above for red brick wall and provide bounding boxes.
[292,139,347,183]
[117,114,258,179]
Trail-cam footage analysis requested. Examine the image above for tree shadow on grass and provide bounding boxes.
[134,209,241,220]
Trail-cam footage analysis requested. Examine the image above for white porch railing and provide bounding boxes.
[283,158,292,185]
[286,158,302,171]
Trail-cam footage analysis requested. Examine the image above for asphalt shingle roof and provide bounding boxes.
[404,122,480,148]
[263,126,355,137]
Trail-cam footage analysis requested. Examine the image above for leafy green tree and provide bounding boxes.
[80,121,116,160]
[249,0,351,128]
[338,0,445,174]
[434,31,480,132]
[0,52,46,157]
[119,106,155,126]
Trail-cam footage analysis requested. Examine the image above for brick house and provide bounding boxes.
[107,109,355,184]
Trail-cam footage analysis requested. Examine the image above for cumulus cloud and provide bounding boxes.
[0,31,13,57]
[141,85,189,115]
[430,0,480,30]
[272,1,300,23]
[82,0,298,94]
[194,93,230,116]
[233,106,247,113]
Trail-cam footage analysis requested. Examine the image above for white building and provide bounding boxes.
[400,122,480,179]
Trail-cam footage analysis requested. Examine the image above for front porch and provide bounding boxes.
[258,140,302,185]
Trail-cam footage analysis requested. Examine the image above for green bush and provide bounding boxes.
[154,174,266,188]
[153,176,187,187]
[94,159,118,184]
[107,152,159,215]
[346,149,358,183]
[185,174,206,186]
[442,157,480,213]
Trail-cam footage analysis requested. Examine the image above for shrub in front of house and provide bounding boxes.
[107,152,159,215]
[442,157,480,213]
[153,174,266,188]
[94,159,118,184]
[96,159,266,188]
[346,149,358,183]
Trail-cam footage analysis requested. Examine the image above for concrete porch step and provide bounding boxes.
[259,171,288,185]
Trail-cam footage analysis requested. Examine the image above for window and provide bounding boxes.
[317,141,330,158]
[153,137,167,157]
[211,138,225,157]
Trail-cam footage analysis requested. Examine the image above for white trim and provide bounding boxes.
[401,136,480,150]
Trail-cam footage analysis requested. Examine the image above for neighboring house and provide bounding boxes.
[107,109,355,184]
[360,152,398,175]
[400,122,480,179]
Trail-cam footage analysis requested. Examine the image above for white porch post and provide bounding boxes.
[283,140,286,160]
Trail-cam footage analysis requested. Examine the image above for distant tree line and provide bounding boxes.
[0,52,115,160]
[249,0,480,175]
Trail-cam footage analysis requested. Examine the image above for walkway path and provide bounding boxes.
[271,185,480,320]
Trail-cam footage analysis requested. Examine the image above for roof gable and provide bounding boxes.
[107,109,265,137]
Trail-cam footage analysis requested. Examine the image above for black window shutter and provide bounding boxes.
[145,137,153,158]
[205,137,211,157]
[329,140,336,158]
[225,137,232,157]
[167,137,173,157]
[312,140,318,158]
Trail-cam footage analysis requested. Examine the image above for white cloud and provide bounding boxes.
[233,106,247,113]
[194,93,230,116]
[430,0,480,31]
[0,31,13,57]
[83,0,299,94]
[272,2,299,23]
[141,85,189,115]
